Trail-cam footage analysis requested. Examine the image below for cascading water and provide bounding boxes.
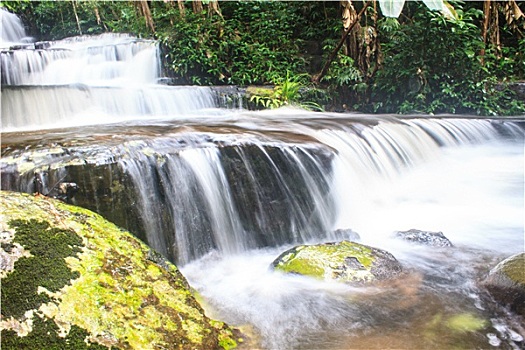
[1,9,524,350]
[0,9,217,131]
[0,8,32,46]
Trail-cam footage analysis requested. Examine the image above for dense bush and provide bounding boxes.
[156,2,313,85]
[369,2,524,115]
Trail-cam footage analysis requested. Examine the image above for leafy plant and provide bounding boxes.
[249,72,322,111]
[369,2,524,115]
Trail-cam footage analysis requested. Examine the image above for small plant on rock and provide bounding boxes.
[249,72,323,111]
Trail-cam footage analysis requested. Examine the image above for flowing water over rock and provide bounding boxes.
[1,10,524,349]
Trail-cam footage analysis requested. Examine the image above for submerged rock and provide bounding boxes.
[271,240,402,284]
[394,229,453,247]
[483,253,525,317]
[0,191,238,350]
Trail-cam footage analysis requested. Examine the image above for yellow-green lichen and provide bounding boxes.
[445,313,487,333]
[273,241,378,283]
[0,191,238,350]
[499,253,525,285]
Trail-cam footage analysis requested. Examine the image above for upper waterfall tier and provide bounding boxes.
[1,10,222,132]
[1,33,159,86]
[1,85,217,131]
[0,8,32,48]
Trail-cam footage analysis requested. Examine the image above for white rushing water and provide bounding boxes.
[1,9,218,131]
[0,8,32,48]
[181,135,524,349]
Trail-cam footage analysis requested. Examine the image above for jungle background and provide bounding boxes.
[2,0,524,115]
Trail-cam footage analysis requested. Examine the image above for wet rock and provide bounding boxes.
[34,41,51,50]
[0,191,239,350]
[483,253,525,317]
[1,139,334,264]
[271,240,402,284]
[333,228,361,242]
[394,229,453,247]
[56,182,79,201]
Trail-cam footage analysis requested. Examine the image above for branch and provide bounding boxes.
[312,1,371,84]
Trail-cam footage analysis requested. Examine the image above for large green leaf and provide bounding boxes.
[421,0,444,11]
[378,0,452,18]
[378,0,406,18]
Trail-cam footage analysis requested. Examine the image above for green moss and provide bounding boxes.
[501,253,525,285]
[1,316,109,350]
[1,219,83,319]
[218,332,238,350]
[0,191,238,350]
[445,313,487,333]
[273,241,377,282]
[275,250,325,278]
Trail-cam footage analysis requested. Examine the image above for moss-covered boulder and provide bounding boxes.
[0,191,238,350]
[271,240,403,284]
[483,253,525,317]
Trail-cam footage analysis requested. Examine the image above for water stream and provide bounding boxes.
[1,9,524,349]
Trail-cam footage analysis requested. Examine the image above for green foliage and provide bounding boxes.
[369,3,525,116]
[484,38,525,81]
[322,54,363,87]
[1,1,150,40]
[3,1,523,115]
[249,72,322,111]
[158,1,308,85]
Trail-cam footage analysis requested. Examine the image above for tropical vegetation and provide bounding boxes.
[1,0,524,115]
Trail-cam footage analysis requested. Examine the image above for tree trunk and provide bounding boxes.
[341,0,358,57]
[177,0,186,18]
[192,0,204,14]
[208,0,223,19]
[71,0,82,35]
[312,1,371,84]
[134,0,155,32]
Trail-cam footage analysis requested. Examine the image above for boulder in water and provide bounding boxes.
[271,240,402,284]
[333,228,361,242]
[483,253,525,317]
[394,229,453,247]
[0,191,239,350]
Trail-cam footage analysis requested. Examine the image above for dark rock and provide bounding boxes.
[56,182,79,202]
[8,44,34,50]
[333,228,361,241]
[394,229,453,247]
[1,139,334,264]
[34,41,51,50]
[505,82,525,100]
[483,253,525,317]
[271,240,403,285]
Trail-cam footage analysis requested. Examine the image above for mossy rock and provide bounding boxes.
[245,85,274,98]
[271,240,403,284]
[483,253,525,317]
[0,191,238,350]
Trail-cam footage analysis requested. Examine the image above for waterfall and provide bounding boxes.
[2,115,522,264]
[1,85,216,130]
[1,34,160,85]
[1,11,218,131]
[0,8,32,47]
[116,133,337,264]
